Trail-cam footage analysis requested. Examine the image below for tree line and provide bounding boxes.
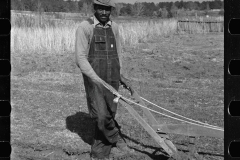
[11,0,224,17]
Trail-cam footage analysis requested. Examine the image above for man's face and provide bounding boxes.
[94,4,112,24]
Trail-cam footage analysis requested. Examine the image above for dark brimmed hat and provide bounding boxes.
[93,0,115,8]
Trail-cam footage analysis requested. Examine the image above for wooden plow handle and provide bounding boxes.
[118,98,178,157]
[131,90,178,152]
[130,89,224,139]
[101,81,178,157]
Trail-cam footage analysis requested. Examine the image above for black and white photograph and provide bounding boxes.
[10,0,224,159]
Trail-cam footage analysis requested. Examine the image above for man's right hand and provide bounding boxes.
[92,78,116,95]
[92,78,104,89]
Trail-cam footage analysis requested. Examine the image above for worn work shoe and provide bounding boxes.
[112,139,135,154]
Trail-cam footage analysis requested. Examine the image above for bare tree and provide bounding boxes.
[81,2,92,16]
[37,0,44,13]
[131,2,144,16]
[206,2,210,10]
[152,10,158,17]
[187,1,198,11]
[204,2,210,16]
[115,3,123,16]
[170,3,178,17]
[160,7,168,18]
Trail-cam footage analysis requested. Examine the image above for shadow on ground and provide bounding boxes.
[121,134,170,160]
[66,112,95,145]
[66,112,171,159]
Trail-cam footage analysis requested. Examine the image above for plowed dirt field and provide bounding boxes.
[11,33,224,160]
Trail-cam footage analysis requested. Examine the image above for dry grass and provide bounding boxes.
[11,13,223,55]
[119,19,178,45]
[12,26,76,54]
[11,19,178,54]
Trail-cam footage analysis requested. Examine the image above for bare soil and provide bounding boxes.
[11,33,224,160]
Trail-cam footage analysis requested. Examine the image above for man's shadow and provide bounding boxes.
[66,111,95,145]
[65,111,171,160]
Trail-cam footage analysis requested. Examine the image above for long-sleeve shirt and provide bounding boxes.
[75,16,123,83]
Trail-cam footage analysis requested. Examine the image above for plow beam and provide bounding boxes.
[152,124,224,138]
[131,92,177,152]
[131,92,159,127]
[119,98,178,157]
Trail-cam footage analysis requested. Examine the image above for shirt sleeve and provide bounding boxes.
[113,23,123,75]
[75,22,102,83]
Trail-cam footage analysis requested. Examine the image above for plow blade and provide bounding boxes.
[152,124,224,138]
[131,92,178,152]
[119,98,178,157]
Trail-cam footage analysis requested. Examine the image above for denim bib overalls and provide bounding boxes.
[82,18,121,158]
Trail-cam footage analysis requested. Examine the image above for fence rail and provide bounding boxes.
[177,20,224,33]
[178,20,223,24]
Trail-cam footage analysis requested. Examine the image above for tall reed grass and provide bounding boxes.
[11,12,79,28]
[12,26,76,54]
[119,20,178,45]
[11,12,223,55]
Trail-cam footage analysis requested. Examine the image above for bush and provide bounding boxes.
[160,8,169,18]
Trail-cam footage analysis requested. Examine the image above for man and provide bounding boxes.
[75,0,134,159]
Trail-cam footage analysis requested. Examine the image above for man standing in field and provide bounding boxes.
[75,0,134,159]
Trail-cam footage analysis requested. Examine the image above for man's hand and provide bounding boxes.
[120,75,134,95]
[91,78,105,91]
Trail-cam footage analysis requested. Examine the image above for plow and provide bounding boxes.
[101,80,224,159]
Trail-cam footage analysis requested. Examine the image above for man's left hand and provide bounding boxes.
[120,75,134,95]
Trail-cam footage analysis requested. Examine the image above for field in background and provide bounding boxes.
[11,11,223,55]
